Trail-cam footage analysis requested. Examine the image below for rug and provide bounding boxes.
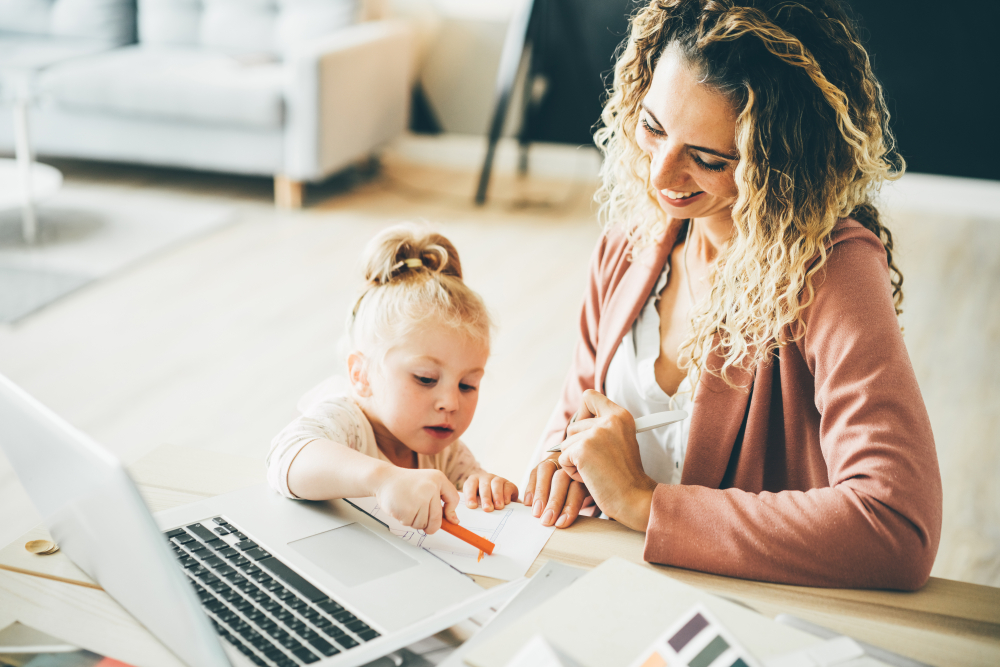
[0,185,233,323]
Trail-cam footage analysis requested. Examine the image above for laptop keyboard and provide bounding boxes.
[165,516,380,666]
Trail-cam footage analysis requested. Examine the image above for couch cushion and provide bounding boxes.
[138,0,200,47]
[0,33,117,70]
[41,46,286,129]
[199,0,277,54]
[276,0,358,52]
[0,1,51,35]
[137,0,358,54]
[0,0,134,43]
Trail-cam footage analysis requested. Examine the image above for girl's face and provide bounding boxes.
[355,324,488,458]
[635,45,740,226]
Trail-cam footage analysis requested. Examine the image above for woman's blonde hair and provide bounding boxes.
[595,0,904,386]
[348,223,492,370]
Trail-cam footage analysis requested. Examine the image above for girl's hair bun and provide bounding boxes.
[363,223,463,286]
[348,222,493,368]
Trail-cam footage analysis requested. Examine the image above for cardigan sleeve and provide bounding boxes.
[537,233,612,458]
[643,230,942,590]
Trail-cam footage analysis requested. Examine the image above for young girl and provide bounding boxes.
[266,223,518,535]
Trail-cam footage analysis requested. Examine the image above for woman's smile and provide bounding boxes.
[657,189,707,207]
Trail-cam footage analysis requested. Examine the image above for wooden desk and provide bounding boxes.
[1,445,998,667]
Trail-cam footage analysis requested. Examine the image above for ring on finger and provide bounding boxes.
[542,459,562,471]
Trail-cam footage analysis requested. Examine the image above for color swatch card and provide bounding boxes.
[347,494,555,580]
[463,558,818,667]
[628,603,761,667]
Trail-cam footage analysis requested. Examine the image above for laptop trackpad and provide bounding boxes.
[288,522,418,588]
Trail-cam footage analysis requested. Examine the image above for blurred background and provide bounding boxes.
[0,0,997,590]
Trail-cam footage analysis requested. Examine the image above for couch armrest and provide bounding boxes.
[283,20,415,181]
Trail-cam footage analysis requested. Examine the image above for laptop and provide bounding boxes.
[0,373,511,667]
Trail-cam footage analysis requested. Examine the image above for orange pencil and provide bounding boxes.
[440,518,495,557]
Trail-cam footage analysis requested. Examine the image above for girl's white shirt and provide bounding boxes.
[604,260,693,486]
[266,376,484,499]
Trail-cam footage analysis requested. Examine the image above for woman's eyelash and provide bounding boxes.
[641,117,664,136]
[642,117,729,173]
[693,154,728,172]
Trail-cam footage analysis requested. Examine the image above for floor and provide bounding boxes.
[0,148,997,588]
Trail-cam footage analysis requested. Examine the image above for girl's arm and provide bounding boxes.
[267,395,461,532]
[287,438,462,534]
[286,438,398,500]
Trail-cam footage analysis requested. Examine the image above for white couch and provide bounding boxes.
[0,0,414,207]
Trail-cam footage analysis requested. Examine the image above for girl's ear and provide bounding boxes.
[347,352,372,397]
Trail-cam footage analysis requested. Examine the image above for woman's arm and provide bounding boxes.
[561,231,942,589]
[525,233,620,525]
[645,232,940,589]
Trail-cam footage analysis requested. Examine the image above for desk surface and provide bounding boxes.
[1,444,998,667]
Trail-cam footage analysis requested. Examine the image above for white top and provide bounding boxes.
[604,261,693,486]
[266,377,484,499]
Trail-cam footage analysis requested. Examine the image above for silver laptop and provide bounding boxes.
[0,373,509,667]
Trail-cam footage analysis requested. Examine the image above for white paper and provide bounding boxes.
[504,635,583,667]
[763,637,881,667]
[347,494,554,580]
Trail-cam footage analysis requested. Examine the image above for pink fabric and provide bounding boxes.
[541,218,942,590]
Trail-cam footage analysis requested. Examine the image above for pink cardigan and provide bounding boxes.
[541,218,942,590]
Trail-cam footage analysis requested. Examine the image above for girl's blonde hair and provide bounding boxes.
[595,0,904,386]
[348,223,492,369]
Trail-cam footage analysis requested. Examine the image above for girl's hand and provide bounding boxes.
[524,456,594,528]
[462,473,518,512]
[374,468,460,534]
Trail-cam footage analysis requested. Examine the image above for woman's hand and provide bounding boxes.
[463,473,518,511]
[557,390,657,531]
[524,456,595,528]
[374,468,460,534]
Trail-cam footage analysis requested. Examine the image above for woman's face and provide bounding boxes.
[636,45,740,224]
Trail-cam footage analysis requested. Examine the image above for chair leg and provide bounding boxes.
[274,175,304,209]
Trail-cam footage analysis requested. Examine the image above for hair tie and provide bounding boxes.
[391,257,424,274]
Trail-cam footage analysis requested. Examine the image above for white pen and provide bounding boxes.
[545,409,689,453]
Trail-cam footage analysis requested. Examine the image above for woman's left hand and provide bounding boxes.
[558,389,658,531]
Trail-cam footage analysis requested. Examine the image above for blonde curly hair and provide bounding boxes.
[594,0,904,386]
[348,223,492,371]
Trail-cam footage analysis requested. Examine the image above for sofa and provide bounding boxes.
[0,0,414,207]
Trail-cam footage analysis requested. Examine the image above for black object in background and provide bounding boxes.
[520,0,637,146]
[848,1,1000,182]
[476,0,637,204]
[477,0,999,204]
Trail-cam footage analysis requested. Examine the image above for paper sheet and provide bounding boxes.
[347,494,554,580]
[504,635,584,667]
[438,561,586,667]
[463,558,820,667]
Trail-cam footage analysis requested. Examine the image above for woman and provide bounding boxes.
[525,0,941,590]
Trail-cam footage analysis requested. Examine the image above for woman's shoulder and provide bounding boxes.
[798,217,896,330]
[826,217,887,260]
